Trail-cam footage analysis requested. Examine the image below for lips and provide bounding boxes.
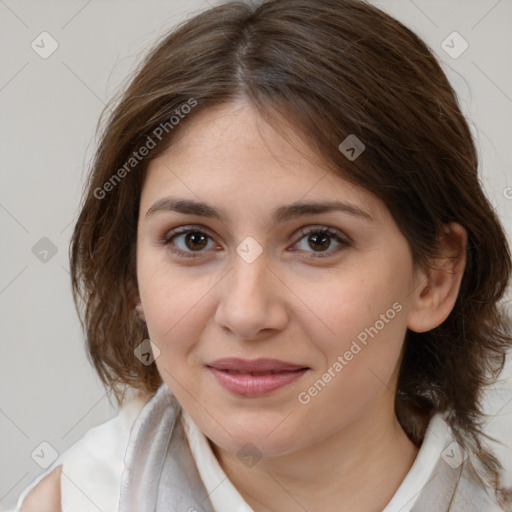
[219,369,287,375]
[207,357,308,372]
[206,358,309,397]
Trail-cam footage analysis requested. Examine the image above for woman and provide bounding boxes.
[15,0,512,510]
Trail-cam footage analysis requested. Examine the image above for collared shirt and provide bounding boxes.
[181,408,449,512]
[11,386,504,512]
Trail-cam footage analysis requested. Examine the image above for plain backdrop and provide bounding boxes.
[1,0,511,509]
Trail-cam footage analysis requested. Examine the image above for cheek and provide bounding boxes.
[138,267,211,399]
[292,263,410,417]
[296,262,409,357]
[136,255,210,355]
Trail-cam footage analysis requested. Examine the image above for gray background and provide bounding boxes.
[1,0,511,509]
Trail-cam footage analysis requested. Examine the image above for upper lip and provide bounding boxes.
[207,358,309,373]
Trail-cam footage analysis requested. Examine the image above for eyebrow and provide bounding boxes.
[145,197,374,223]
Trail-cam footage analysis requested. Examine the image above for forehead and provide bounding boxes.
[152,100,326,178]
[140,100,384,221]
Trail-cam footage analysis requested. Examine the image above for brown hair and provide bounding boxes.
[70,0,512,506]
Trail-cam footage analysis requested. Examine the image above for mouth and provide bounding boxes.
[216,369,298,375]
[206,358,310,397]
[207,357,309,373]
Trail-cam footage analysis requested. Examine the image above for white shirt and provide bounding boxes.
[181,409,449,512]
[12,393,448,512]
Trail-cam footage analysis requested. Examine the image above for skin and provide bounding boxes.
[22,99,467,511]
[134,99,467,511]
[20,465,61,511]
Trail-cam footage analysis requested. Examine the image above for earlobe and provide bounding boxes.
[135,301,146,323]
[128,280,146,323]
[407,222,467,333]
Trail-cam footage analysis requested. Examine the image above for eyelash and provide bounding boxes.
[160,225,351,260]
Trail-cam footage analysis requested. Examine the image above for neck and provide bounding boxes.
[211,397,419,512]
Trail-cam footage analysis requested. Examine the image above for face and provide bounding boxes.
[136,99,422,457]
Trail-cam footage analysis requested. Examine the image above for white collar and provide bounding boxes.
[382,413,449,511]
[181,410,449,512]
[181,409,253,512]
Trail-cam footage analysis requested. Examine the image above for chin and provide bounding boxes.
[213,435,299,460]
[203,417,303,459]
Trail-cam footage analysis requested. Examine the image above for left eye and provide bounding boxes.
[161,225,350,259]
[292,226,350,258]
[162,227,217,258]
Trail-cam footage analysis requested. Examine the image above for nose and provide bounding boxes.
[214,250,289,340]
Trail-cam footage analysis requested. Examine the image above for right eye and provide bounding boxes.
[161,226,219,259]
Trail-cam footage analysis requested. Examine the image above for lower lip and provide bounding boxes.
[207,367,308,397]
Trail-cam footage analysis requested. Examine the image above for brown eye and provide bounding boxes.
[307,232,332,251]
[293,226,350,258]
[183,231,209,251]
[162,226,217,259]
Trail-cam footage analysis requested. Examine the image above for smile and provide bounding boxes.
[206,358,309,397]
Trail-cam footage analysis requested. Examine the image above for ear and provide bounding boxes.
[407,222,467,333]
[128,279,146,324]
[134,300,146,324]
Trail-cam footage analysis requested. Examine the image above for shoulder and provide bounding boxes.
[16,389,152,512]
[19,466,62,512]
